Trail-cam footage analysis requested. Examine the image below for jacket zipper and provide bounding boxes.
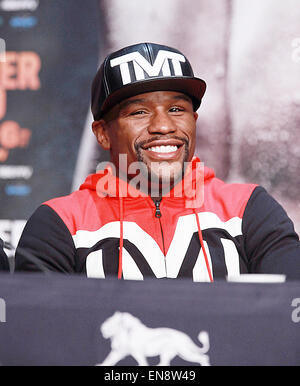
[154,200,162,218]
[154,200,166,256]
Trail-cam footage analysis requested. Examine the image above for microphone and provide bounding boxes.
[0,237,52,274]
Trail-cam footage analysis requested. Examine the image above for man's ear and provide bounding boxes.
[92,120,111,150]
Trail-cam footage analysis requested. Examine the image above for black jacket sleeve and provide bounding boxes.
[243,186,300,279]
[15,205,76,273]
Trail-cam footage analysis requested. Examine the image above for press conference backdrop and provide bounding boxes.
[0,0,300,257]
[0,0,101,256]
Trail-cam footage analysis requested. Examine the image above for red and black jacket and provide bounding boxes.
[15,158,300,280]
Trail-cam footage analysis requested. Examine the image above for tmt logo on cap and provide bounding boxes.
[110,50,186,85]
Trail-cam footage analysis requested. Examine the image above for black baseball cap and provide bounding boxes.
[91,42,207,120]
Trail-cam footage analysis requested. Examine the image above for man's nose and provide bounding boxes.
[148,110,176,134]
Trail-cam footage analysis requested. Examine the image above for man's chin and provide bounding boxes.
[148,161,185,190]
[135,150,190,195]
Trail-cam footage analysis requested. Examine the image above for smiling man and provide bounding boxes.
[92,90,198,196]
[15,42,300,280]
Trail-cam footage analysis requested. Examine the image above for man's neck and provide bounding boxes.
[117,169,178,200]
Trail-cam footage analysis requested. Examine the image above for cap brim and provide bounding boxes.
[100,76,206,118]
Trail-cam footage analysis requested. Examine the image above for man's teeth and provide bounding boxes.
[148,145,178,153]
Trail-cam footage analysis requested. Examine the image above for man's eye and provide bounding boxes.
[130,110,146,116]
[169,107,184,113]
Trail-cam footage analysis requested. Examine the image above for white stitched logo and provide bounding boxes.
[110,50,186,85]
[80,213,242,281]
[96,311,210,366]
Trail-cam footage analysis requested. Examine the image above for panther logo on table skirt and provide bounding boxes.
[96,311,210,366]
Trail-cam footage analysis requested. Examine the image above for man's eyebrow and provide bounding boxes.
[171,94,193,103]
[118,98,147,110]
[118,93,193,111]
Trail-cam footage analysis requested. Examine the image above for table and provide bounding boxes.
[0,272,299,366]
